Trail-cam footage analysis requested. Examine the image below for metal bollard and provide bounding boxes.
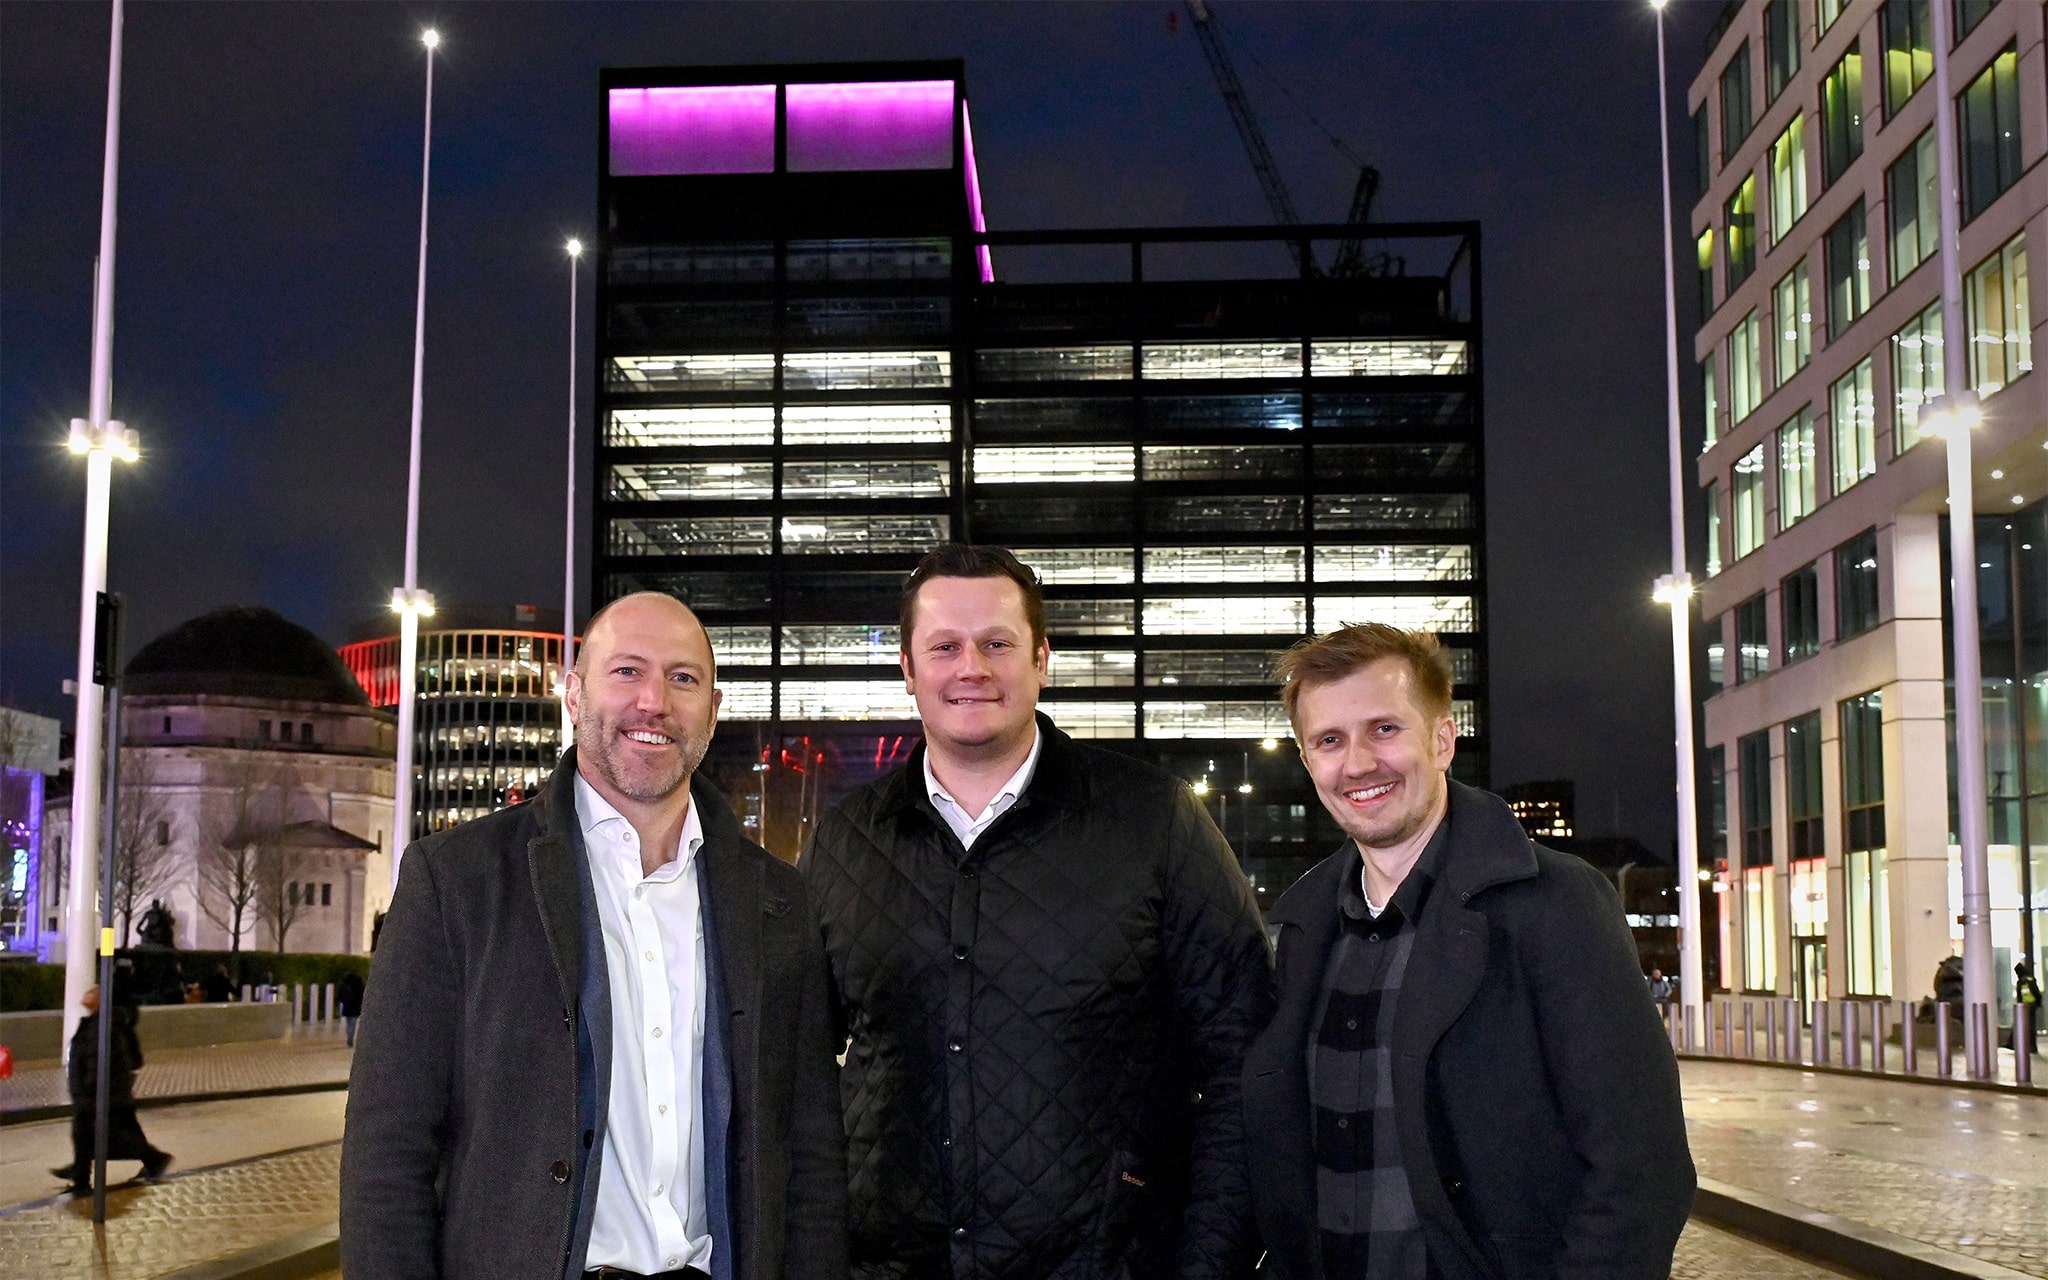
[1811,1000,1826,1065]
[1742,1002,1756,1059]
[1843,1001,1861,1070]
[324,982,336,1026]
[290,983,302,1024]
[1973,1003,1995,1081]
[241,983,253,1003]
[1684,1005,1697,1054]
[1871,1001,1887,1074]
[1783,998,1798,1063]
[2017,1005,2034,1086]
[1937,1003,1954,1078]
[1900,1001,1918,1076]
[1765,999,1779,1060]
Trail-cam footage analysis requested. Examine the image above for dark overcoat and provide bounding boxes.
[1244,781,1694,1280]
[340,751,848,1280]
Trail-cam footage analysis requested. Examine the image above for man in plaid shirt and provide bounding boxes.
[1244,624,1693,1280]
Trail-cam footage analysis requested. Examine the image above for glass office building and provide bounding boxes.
[595,62,1486,889]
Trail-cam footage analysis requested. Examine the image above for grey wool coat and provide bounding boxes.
[340,751,849,1280]
[1244,781,1695,1280]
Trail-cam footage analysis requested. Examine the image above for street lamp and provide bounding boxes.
[391,27,440,885]
[63,0,136,1062]
[560,238,583,756]
[1650,0,1707,1033]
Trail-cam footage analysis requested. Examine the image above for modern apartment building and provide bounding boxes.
[1690,0,2047,1012]
[593,61,1486,888]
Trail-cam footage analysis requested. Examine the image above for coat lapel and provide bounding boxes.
[527,753,586,1020]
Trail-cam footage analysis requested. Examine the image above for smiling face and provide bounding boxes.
[901,574,1049,768]
[564,593,721,817]
[1295,656,1457,861]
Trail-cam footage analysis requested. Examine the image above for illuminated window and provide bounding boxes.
[1144,596,1307,635]
[1726,176,1758,291]
[1821,48,1863,186]
[608,461,773,501]
[1314,494,1471,532]
[1141,445,1301,482]
[973,445,1136,484]
[1891,300,1943,452]
[1966,232,2030,396]
[1043,599,1136,635]
[1886,130,1938,284]
[975,345,1133,381]
[1313,596,1475,633]
[1733,444,1766,557]
[608,407,774,448]
[1309,339,1468,377]
[1698,228,1716,319]
[1775,260,1811,381]
[1449,700,1479,737]
[1703,350,1721,448]
[777,514,948,553]
[1143,701,1295,740]
[1825,200,1870,339]
[715,681,773,719]
[1149,495,1303,534]
[610,516,771,556]
[782,458,951,499]
[1140,341,1304,380]
[1144,394,1303,431]
[702,626,771,666]
[607,353,774,392]
[1145,649,1284,686]
[1145,546,1305,584]
[779,625,899,666]
[1960,45,2021,222]
[1038,701,1137,738]
[1315,545,1473,582]
[1730,310,1763,421]
[1829,358,1876,494]
[1013,547,1135,585]
[782,403,951,445]
[1049,649,1136,687]
[776,680,917,721]
[1880,0,1931,116]
[1776,409,1816,529]
[1735,593,1769,682]
[1840,689,1889,995]
[783,350,950,390]
[1769,115,1807,243]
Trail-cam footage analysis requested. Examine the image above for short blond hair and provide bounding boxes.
[1276,623,1454,734]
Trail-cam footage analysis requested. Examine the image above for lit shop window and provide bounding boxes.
[1314,494,1472,532]
[1144,545,1305,584]
[1141,341,1304,380]
[1314,595,1475,632]
[1143,701,1296,740]
[1144,596,1308,635]
[608,353,775,393]
[609,461,774,501]
[1145,650,1284,686]
[610,516,771,556]
[782,403,951,445]
[1038,700,1138,738]
[702,626,772,666]
[1048,649,1136,687]
[609,407,774,448]
[1043,599,1137,635]
[783,458,950,499]
[778,514,949,553]
[1013,547,1136,585]
[1141,445,1301,482]
[1310,339,1469,377]
[780,625,899,666]
[973,445,1136,484]
[716,682,773,718]
[783,350,951,390]
[975,345,1134,381]
[777,681,917,721]
[1314,545,1473,582]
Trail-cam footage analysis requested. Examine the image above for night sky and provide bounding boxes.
[1,1,1719,851]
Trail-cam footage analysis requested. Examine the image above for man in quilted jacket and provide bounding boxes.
[802,543,1274,1280]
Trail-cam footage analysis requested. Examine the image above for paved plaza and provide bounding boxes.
[0,1027,353,1119]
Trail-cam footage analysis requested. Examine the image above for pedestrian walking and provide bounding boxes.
[50,984,172,1194]
[335,970,365,1047]
[2018,958,2042,1054]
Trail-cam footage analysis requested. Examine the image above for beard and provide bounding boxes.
[577,704,711,804]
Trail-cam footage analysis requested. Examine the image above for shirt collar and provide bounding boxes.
[923,725,1043,820]
[1340,805,1452,925]
[574,771,704,882]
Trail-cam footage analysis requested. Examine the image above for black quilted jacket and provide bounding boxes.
[802,716,1274,1280]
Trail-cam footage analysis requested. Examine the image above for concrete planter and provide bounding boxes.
[0,1000,293,1063]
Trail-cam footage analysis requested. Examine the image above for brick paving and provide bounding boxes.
[0,1028,352,1115]
[1683,1059,2048,1278]
[1672,1219,1856,1279]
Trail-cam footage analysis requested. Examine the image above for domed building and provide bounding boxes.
[40,607,396,959]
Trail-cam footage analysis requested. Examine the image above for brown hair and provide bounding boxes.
[899,543,1046,654]
[1276,622,1454,733]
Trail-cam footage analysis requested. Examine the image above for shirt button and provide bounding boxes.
[667,1260,678,1270]
[653,1183,664,1196]
[659,1104,669,1115]
[644,950,655,962]
[1337,1117,1350,1129]
[653,1026,664,1038]
[948,1038,963,1053]
[953,1228,967,1240]
[1346,1019,1358,1030]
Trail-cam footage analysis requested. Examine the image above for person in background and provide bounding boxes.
[51,982,172,1194]
[335,969,366,1048]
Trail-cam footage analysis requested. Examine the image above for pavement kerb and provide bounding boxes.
[156,1224,338,1280]
[0,1079,349,1127]
[1677,1051,2048,1100]
[1691,1175,2040,1280]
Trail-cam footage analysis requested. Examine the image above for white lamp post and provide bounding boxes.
[1650,0,1707,1031]
[62,0,139,1057]
[391,27,440,886]
[560,238,583,755]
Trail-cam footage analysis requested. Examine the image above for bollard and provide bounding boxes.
[1900,1001,1917,1076]
[1936,1003,1954,1078]
[1843,1001,1861,1070]
[1743,1002,1756,1059]
[324,982,336,1026]
[1665,1002,1679,1052]
[291,983,302,1025]
[1814,1000,1830,1066]
[1684,1005,1697,1054]
[2017,1005,2034,1087]
[1783,998,1798,1064]
[1766,999,1779,1060]
[241,983,253,1003]
[1973,1003,1995,1081]
[1871,1001,1887,1074]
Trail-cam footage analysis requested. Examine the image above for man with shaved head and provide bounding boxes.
[344,592,848,1280]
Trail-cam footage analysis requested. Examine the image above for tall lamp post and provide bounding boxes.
[1922,0,1997,1080]
[1650,0,1707,1032]
[390,27,440,885]
[560,238,583,754]
[63,0,141,1056]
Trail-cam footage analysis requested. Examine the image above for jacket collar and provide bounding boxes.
[877,711,1090,819]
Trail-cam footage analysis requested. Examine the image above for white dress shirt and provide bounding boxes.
[924,728,1043,850]
[577,774,714,1275]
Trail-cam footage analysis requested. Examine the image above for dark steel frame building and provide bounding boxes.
[593,60,1485,891]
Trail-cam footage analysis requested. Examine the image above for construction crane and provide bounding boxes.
[1182,0,1385,277]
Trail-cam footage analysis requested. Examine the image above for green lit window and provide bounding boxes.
[1886,129,1939,284]
[1777,407,1817,528]
[1880,0,1932,117]
[1890,299,1944,452]
[1698,227,1717,320]
[1821,47,1864,186]
[1960,45,2022,221]
[1830,358,1877,494]
[1775,260,1812,382]
[1727,176,1758,290]
[1702,350,1722,448]
[1770,116,1808,242]
[1966,231,2031,396]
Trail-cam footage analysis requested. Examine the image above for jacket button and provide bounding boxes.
[550,1160,570,1184]
[953,945,968,960]
[953,1227,967,1240]
[948,1038,963,1053]
[1445,1178,1466,1197]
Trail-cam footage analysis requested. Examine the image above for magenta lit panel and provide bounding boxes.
[608,85,776,176]
[962,102,994,283]
[786,80,955,173]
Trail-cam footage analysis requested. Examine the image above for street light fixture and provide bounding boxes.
[391,27,439,885]
[560,238,583,755]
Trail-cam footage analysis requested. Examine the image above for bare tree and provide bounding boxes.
[110,750,177,944]
[200,760,294,956]
[253,824,313,953]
